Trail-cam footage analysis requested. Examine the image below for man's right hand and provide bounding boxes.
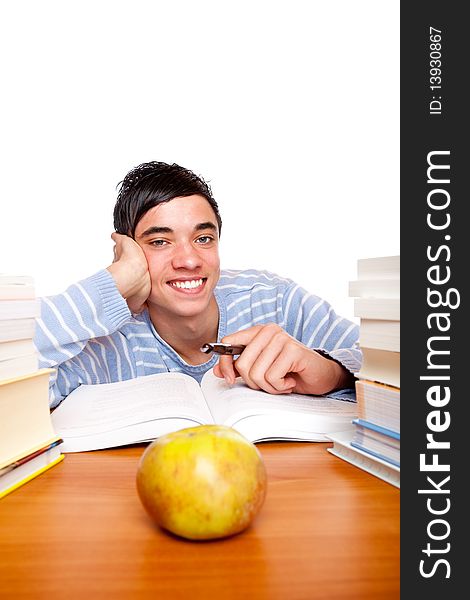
[107,232,151,314]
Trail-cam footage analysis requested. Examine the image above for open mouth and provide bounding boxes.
[167,277,207,292]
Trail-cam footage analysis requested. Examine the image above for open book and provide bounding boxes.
[51,369,358,452]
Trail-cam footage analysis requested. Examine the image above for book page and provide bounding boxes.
[57,418,204,453]
[51,372,214,437]
[200,370,358,441]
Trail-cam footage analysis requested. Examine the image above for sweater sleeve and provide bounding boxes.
[34,269,131,406]
[282,283,362,375]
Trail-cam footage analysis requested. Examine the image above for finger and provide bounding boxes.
[111,232,124,261]
[111,232,124,246]
[213,361,241,383]
[265,350,300,393]
[216,355,240,386]
[232,324,284,391]
[247,334,297,393]
[216,326,267,388]
[219,324,286,391]
[245,334,298,394]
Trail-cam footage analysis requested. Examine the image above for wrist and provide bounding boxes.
[107,263,130,298]
[107,261,146,300]
[314,349,354,393]
[328,361,351,392]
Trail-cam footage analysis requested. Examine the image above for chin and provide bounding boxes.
[149,297,212,320]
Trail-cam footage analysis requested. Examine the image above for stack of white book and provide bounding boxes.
[327,256,400,488]
[0,274,40,380]
[0,274,63,500]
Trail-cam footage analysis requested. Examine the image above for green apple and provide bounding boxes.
[136,424,267,540]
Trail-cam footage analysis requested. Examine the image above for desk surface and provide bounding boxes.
[0,442,399,600]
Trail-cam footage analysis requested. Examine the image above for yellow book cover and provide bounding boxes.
[0,453,64,500]
[0,369,58,469]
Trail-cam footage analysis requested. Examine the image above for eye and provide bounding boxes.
[195,235,214,245]
[150,239,168,247]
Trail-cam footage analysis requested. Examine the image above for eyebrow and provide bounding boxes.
[195,221,218,233]
[139,222,218,238]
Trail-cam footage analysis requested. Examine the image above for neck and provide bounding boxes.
[147,297,219,365]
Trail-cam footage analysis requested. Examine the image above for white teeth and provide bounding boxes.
[170,279,204,289]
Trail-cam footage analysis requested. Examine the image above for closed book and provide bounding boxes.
[0,369,57,469]
[357,256,400,280]
[0,338,36,362]
[0,318,37,343]
[0,274,34,287]
[327,429,400,488]
[355,379,400,433]
[0,437,63,473]
[353,418,399,439]
[349,278,399,299]
[356,347,400,388]
[0,353,39,381]
[0,299,40,321]
[0,443,64,499]
[354,298,399,321]
[351,418,400,467]
[0,276,35,300]
[358,319,400,352]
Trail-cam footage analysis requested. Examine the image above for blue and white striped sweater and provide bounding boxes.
[35,268,361,408]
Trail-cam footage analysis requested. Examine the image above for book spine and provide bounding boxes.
[353,418,400,439]
[350,441,400,468]
[327,445,400,488]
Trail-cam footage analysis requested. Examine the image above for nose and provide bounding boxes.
[171,242,202,270]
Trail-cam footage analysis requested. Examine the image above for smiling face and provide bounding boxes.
[134,195,221,324]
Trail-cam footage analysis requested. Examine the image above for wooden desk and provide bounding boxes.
[0,442,399,599]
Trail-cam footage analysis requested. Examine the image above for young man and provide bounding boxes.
[35,162,361,408]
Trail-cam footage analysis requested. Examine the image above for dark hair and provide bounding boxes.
[113,161,222,237]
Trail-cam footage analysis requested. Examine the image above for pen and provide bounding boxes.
[200,342,246,356]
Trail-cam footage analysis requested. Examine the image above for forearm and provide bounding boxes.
[35,269,130,369]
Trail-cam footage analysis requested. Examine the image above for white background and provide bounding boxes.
[0,1,399,321]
